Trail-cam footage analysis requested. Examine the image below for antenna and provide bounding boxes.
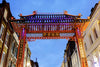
[36,58,37,62]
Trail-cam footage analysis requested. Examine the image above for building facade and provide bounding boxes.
[83,1,100,67]
[62,40,76,67]
[71,44,81,67]
[30,60,39,67]
[0,1,32,67]
[64,52,68,67]
[23,42,31,67]
[0,0,14,67]
[7,32,19,67]
[61,40,82,67]
[66,40,75,67]
[61,61,64,67]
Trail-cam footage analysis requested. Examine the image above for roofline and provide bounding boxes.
[20,14,80,17]
[19,11,81,17]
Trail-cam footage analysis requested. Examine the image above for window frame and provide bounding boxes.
[84,43,87,51]
[89,34,93,45]
[0,24,4,39]
[93,28,98,39]
[4,32,9,45]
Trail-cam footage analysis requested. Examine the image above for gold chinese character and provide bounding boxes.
[43,33,46,36]
[48,33,50,36]
[52,33,54,36]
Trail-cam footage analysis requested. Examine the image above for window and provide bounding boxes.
[84,43,87,51]
[89,35,93,44]
[93,28,98,39]
[93,56,99,67]
[11,41,18,58]
[4,9,8,22]
[11,41,15,54]
[8,61,12,67]
[5,32,9,45]
[27,52,30,58]
[12,64,16,67]
[14,47,18,58]
[1,52,5,67]
[98,21,100,29]
[0,24,4,39]
[12,43,15,54]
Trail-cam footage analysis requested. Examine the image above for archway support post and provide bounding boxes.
[75,27,88,67]
[16,26,26,67]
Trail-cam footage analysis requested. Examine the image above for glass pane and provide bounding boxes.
[8,61,12,67]
[0,24,4,39]
[1,52,5,67]
[90,35,93,44]
[94,28,98,39]
[5,32,9,45]
[14,48,18,58]
[11,41,15,54]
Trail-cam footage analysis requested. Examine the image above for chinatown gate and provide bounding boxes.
[10,11,90,67]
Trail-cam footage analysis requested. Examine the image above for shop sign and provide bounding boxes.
[18,40,24,59]
[43,33,60,37]
[78,39,85,58]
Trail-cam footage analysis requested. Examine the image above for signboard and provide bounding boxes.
[78,39,85,58]
[18,40,24,59]
[43,33,60,37]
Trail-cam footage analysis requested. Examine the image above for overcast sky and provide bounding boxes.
[0,0,99,67]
